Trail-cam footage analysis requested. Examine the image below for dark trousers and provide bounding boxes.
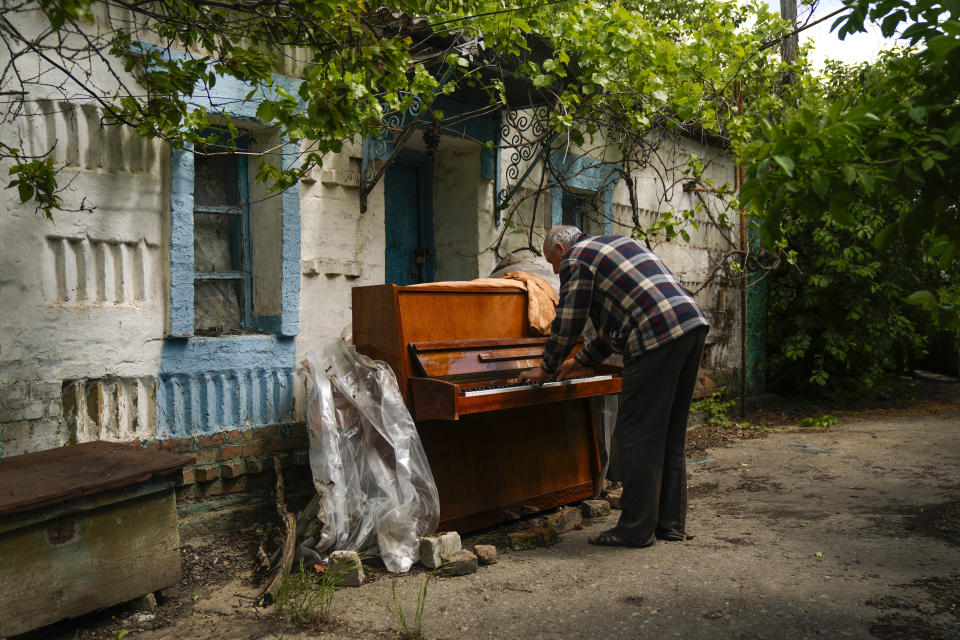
[612,326,708,546]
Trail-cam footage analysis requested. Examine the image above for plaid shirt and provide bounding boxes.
[540,234,709,373]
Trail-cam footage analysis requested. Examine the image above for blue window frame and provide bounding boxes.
[550,152,616,234]
[169,135,300,339]
[191,133,253,334]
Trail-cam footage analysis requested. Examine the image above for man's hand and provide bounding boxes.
[555,357,587,380]
[517,366,551,385]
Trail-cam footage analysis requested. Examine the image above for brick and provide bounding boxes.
[327,551,365,587]
[605,488,623,510]
[419,532,462,569]
[329,550,364,587]
[265,436,304,453]
[1,400,43,421]
[29,381,62,399]
[0,439,34,456]
[195,447,220,465]
[580,499,611,518]
[244,456,268,474]
[540,506,582,534]
[180,467,197,485]
[201,432,226,446]
[473,545,498,566]
[219,445,242,460]
[223,476,248,494]
[508,527,559,551]
[176,484,201,501]
[159,438,187,453]
[200,479,224,497]
[193,464,220,483]
[45,400,61,418]
[508,530,539,551]
[533,527,559,547]
[440,550,478,576]
[242,425,282,441]
[219,460,245,479]
[224,429,243,443]
[0,382,27,402]
[0,420,33,441]
[240,442,265,458]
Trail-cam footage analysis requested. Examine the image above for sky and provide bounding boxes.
[766,0,897,70]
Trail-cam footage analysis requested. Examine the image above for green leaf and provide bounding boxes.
[811,172,829,199]
[532,74,552,88]
[772,155,795,177]
[828,199,855,226]
[17,181,34,203]
[842,165,857,185]
[925,35,960,61]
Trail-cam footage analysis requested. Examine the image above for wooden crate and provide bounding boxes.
[0,442,193,637]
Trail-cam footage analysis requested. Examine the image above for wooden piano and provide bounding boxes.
[352,283,622,533]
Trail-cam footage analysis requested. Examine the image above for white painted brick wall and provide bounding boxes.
[1,11,745,457]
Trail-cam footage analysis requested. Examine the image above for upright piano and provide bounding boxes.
[352,283,622,532]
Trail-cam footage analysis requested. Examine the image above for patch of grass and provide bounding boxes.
[692,391,769,431]
[273,560,345,625]
[375,575,430,640]
[692,392,735,429]
[798,414,840,428]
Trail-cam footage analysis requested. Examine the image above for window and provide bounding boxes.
[560,189,605,235]
[192,135,252,334]
[550,152,615,235]
[168,130,300,339]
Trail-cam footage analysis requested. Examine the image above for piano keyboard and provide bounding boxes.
[462,374,615,397]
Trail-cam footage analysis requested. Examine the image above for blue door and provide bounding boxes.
[385,152,434,285]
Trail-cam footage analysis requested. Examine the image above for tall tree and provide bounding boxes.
[738,0,960,328]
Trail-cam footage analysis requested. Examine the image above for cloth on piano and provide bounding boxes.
[405,271,559,335]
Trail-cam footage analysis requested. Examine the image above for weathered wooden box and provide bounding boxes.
[0,442,193,637]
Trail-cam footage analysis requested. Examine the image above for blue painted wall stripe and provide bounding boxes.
[169,146,195,337]
[280,140,301,337]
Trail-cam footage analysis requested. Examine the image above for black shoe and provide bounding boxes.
[655,530,686,541]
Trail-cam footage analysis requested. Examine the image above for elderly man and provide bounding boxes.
[519,225,709,547]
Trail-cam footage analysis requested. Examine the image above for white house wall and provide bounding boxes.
[1,9,744,458]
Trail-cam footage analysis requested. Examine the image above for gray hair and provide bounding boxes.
[544,225,582,249]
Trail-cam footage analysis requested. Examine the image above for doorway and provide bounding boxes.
[384,151,435,285]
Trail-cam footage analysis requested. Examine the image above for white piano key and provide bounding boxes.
[462,374,614,397]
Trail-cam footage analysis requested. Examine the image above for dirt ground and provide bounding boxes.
[16,374,960,640]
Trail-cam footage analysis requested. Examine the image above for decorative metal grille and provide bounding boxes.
[359,94,425,212]
[495,106,555,216]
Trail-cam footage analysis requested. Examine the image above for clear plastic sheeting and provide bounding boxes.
[303,339,439,573]
[591,394,619,494]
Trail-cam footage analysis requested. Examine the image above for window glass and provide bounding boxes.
[562,191,604,234]
[194,150,241,207]
[194,280,244,334]
[194,212,243,273]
